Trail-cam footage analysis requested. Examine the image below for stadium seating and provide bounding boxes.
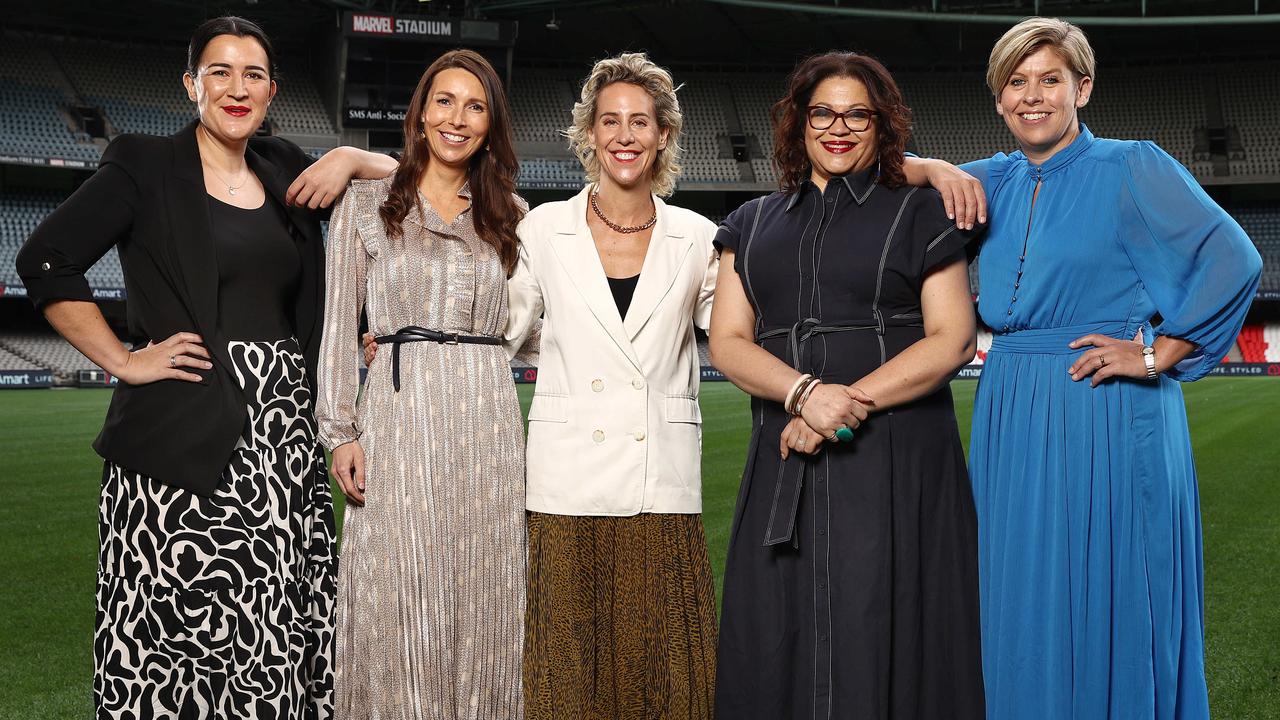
[510,68,577,144]
[1266,325,1280,362]
[0,34,102,163]
[0,192,122,289]
[1,31,1277,308]
[0,344,40,370]
[1220,62,1280,178]
[58,37,336,141]
[516,157,584,188]
[4,29,1280,185]
[0,332,124,380]
[1238,325,1267,363]
[726,73,786,186]
[0,33,337,165]
[674,75,741,184]
[1231,205,1280,292]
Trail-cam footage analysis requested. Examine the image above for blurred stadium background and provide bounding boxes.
[0,0,1277,718]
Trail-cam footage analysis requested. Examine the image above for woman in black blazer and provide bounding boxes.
[15,17,394,719]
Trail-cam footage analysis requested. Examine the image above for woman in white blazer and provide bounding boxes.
[505,53,719,719]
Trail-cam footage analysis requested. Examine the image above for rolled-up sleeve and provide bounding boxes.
[16,159,137,309]
[1119,141,1263,381]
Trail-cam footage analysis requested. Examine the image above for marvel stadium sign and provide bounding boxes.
[342,12,515,45]
[349,14,453,38]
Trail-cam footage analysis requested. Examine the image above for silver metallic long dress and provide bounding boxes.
[315,177,526,719]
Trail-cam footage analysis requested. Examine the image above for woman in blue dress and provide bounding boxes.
[906,17,1262,720]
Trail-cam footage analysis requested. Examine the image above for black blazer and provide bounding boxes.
[15,119,326,496]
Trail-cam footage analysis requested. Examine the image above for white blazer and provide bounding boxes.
[505,185,719,516]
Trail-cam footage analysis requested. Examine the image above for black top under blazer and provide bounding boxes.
[15,119,325,496]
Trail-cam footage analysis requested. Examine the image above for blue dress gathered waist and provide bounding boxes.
[962,124,1262,720]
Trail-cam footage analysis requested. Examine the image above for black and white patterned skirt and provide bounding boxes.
[95,338,336,719]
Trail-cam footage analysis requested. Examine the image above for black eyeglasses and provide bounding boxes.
[806,106,877,132]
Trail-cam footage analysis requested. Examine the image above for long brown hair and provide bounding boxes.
[379,49,522,274]
[771,52,912,192]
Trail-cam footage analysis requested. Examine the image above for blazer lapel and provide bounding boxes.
[167,120,220,346]
[623,196,694,340]
[546,187,642,372]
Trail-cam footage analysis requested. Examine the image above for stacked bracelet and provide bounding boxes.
[794,378,822,416]
[784,374,813,414]
[785,375,822,415]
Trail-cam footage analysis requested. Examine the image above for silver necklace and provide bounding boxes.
[205,162,250,195]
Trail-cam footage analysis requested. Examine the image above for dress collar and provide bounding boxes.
[785,165,878,212]
[1013,123,1095,177]
[408,180,473,233]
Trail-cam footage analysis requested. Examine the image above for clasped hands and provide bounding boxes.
[779,384,875,460]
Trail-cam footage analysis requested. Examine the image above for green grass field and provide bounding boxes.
[1,379,1277,719]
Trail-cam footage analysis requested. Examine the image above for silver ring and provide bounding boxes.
[169,355,177,368]
[798,440,806,449]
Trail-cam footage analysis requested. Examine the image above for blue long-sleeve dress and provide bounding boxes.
[963,124,1262,720]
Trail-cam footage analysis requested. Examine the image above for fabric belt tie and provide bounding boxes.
[374,326,502,392]
[755,315,922,548]
[989,321,1139,355]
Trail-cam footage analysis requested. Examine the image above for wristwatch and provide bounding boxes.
[1142,345,1158,380]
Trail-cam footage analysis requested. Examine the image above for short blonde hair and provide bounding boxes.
[986,17,1096,96]
[568,52,683,197]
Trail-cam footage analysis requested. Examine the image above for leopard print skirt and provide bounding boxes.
[95,338,336,719]
[524,512,718,720]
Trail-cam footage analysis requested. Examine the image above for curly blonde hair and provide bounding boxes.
[568,52,683,197]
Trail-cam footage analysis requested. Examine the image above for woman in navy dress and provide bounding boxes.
[710,52,985,719]
[906,18,1261,719]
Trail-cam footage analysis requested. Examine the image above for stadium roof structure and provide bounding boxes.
[5,0,1280,70]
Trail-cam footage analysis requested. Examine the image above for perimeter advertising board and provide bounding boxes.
[0,370,54,389]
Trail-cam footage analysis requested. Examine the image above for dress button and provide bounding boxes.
[816,477,825,484]
[634,429,646,441]
[631,377,645,390]
[818,528,826,536]
[1011,296,1017,302]
[592,429,605,443]
[1007,310,1013,315]
[41,262,51,271]
[1019,255,1026,261]
[591,379,604,392]
[818,582,826,589]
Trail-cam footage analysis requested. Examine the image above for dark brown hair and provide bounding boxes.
[771,52,912,192]
[380,49,523,274]
[188,16,277,79]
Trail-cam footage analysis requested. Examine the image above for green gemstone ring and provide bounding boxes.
[835,425,855,443]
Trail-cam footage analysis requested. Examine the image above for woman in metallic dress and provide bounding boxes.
[315,49,528,719]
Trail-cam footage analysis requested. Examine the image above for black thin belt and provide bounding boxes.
[755,315,922,547]
[374,326,502,392]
